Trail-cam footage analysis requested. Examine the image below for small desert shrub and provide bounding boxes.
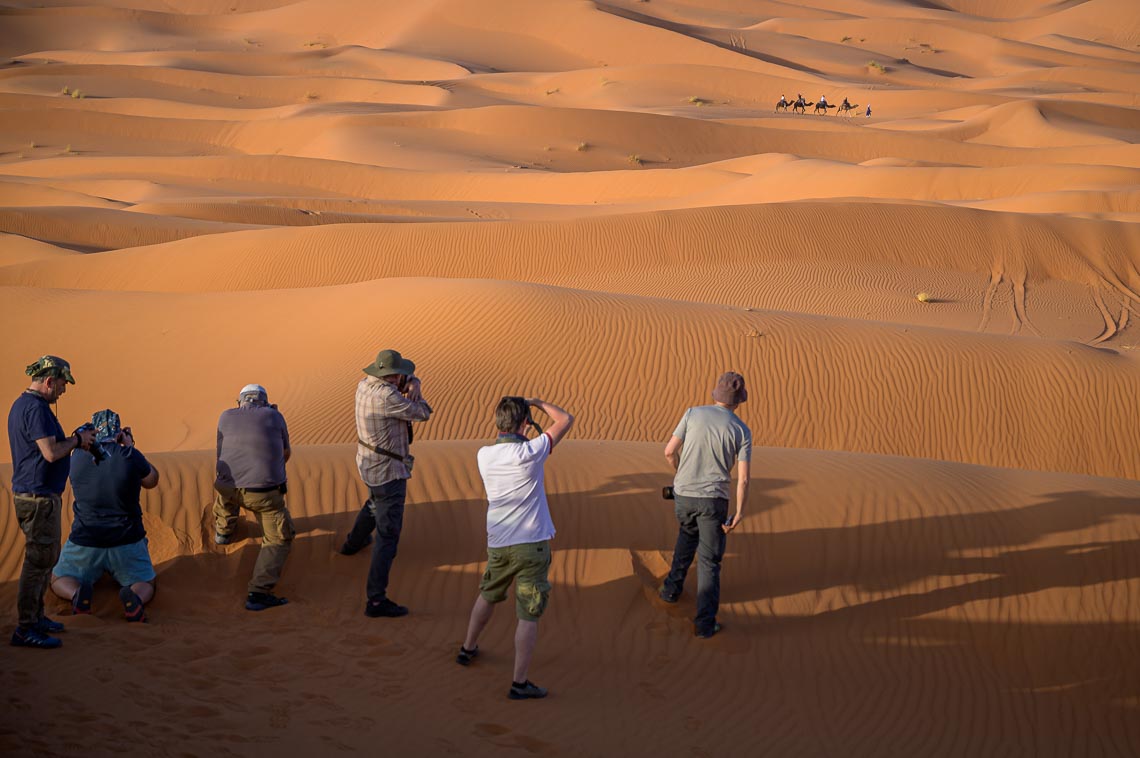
[687,96,708,106]
[545,88,559,95]
[60,86,70,96]
[627,154,642,166]
[867,60,886,73]
[71,89,83,99]
[916,292,933,303]
[304,91,318,100]
[576,142,588,152]
[841,36,851,42]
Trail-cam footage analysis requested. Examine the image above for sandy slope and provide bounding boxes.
[1,443,1138,755]
[1,0,1139,754]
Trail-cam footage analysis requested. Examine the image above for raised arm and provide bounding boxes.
[527,399,574,448]
[36,427,92,463]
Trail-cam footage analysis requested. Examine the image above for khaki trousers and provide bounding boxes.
[13,493,62,628]
[213,486,295,594]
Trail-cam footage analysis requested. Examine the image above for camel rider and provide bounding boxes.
[820,94,827,106]
[779,94,787,105]
[842,96,850,108]
[796,93,804,105]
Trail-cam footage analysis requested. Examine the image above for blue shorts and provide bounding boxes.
[53,537,156,586]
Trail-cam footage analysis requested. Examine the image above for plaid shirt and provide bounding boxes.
[355,376,432,486]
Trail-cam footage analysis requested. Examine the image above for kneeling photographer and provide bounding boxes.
[51,409,160,623]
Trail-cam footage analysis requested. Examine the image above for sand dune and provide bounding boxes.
[2,442,1138,755]
[2,0,1139,754]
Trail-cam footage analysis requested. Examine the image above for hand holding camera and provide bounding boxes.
[73,423,104,464]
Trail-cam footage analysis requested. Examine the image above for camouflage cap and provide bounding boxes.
[25,355,75,384]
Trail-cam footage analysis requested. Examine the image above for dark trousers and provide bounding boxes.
[345,479,407,603]
[14,494,62,628]
[662,495,728,633]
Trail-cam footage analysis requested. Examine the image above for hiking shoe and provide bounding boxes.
[338,534,372,556]
[456,645,479,666]
[215,533,233,545]
[364,598,408,618]
[658,588,680,604]
[120,587,147,623]
[695,622,722,639]
[245,592,289,611]
[10,626,62,649]
[508,680,548,700]
[35,617,65,634]
[72,582,94,615]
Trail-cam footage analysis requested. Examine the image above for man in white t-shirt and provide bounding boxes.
[456,396,574,700]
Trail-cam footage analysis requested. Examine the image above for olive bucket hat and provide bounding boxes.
[363,349,416,379]
[25,355,75,384]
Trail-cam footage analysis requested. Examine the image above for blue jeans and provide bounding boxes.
[346,479,408,603]
[662,495,728,633]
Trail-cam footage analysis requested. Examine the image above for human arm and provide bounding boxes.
[141,465,159,489]
[35,426,92,463]
[664,435,682,472]
[527,399,574,448]
[723,459,750,533]
[379,381,432,421]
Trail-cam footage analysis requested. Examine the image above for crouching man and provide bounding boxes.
[51,410,159,622]
[213,384,295,612]
[456,397,574,700]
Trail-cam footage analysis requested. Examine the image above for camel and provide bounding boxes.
[814,101,836,114]
[775,98,790,112]
[792,100,811,114]
[836,101,860,116]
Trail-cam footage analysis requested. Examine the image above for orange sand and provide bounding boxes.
[1,0,1138,754]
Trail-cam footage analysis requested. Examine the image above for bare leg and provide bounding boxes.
[50,575,79,601]
[512,619,538,683]
[131,581,155,604]
[463,595,495,650]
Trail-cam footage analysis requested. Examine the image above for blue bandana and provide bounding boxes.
[91,409,121,443]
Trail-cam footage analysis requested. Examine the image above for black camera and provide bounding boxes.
[662,485,675,500]
[74,423,105,465]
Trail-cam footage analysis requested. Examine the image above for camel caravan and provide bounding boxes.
[775,94,862,115]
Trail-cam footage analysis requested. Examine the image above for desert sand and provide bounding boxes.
[1,0,1139,755]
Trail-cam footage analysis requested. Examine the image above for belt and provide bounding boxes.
[242,484,285,493]
[13,492,58,499]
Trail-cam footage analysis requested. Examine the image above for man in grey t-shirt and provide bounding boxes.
[213,384,295,612]
[660,372,752,638]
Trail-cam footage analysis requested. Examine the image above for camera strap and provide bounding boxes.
[357,438,408,463]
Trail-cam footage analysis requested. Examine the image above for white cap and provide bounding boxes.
[239,383,267,397]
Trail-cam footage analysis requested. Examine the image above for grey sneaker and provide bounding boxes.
[508,680,548,700]
[215,533,232,545]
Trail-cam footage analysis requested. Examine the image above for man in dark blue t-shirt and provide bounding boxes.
[7,355,95,649]
[51,409,159,623]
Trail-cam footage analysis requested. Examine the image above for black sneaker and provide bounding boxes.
[508,680,548,700]
[338,534,373,556]
[246,592,289,611]
[10,626,62,649]
[694,622,722,639]
[658,587,680,604]
[35,617,64,634]
[364,598,408,618]
[456,645,479,666]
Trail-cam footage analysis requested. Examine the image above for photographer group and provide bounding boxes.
[7,352,751,700]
